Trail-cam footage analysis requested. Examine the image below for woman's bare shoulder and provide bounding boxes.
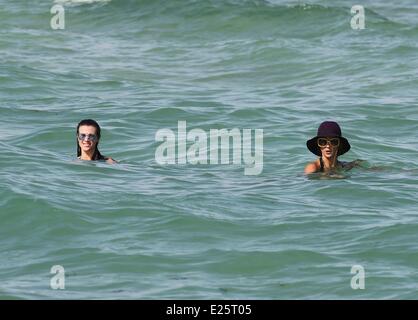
[105,157,117,164]
[304,160,319,174]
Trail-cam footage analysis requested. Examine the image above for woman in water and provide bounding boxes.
[304,121,354,174]
[76,119,116,164]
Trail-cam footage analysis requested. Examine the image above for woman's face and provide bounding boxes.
[318,137,339,160]
[78,125,98,154]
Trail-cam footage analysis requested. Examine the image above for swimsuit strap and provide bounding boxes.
[319,157,324,172]
[320,157,343,172]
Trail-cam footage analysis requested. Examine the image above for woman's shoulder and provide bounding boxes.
[104,157,117,164]
[304,159,320,174]
[340,159,364,170]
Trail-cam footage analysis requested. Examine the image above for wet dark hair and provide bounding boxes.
[76,119,106,161]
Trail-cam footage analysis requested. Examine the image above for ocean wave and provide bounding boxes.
[46,0,411,41]
[54,0,112,6]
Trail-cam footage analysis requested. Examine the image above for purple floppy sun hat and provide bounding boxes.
[306,121,351,156]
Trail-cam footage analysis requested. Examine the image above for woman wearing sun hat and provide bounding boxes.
[304,121,351,174]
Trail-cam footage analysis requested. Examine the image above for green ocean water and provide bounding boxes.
[1,0,418,299]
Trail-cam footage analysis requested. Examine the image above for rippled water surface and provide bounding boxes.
[1,0,418,299]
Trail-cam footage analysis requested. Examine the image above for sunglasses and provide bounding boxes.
[77,133,98,142]
[317,138,340,147]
